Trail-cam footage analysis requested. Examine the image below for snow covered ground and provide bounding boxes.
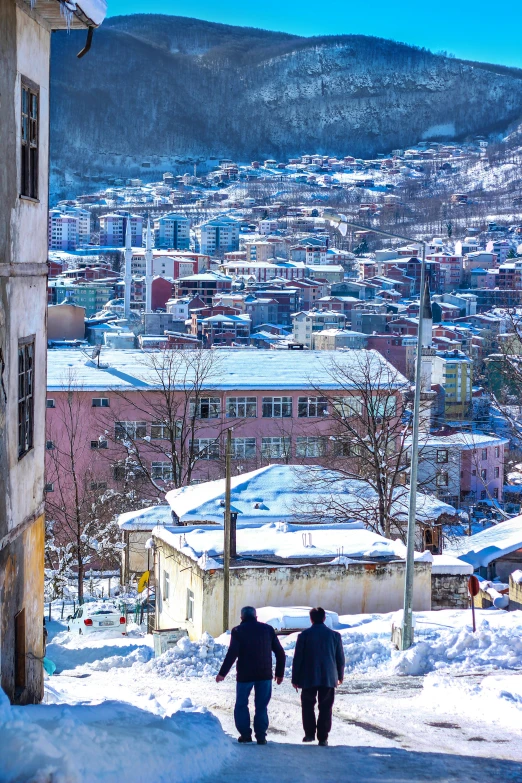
[2,609,522,782]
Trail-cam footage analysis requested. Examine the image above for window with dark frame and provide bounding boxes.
[436,449,448,464]
[21,80,39,199]
[186,588,194,621]
[18,338,34,459]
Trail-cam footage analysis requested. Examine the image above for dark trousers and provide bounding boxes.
[234,679,272,739]
[301,686,335,741]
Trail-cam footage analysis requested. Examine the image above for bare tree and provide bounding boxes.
[45,374,134,602]
[105,348,228,497]
[303,351,427,538]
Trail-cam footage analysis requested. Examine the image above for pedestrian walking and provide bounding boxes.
[291,607,345,746]
[216,606,286,745]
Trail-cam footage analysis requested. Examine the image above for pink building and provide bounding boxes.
[46,348,404,500]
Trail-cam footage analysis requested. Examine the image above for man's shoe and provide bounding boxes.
[302,736,315,743]
[256,737,267,745]
[238,735,252,743]
[318,740,328,747]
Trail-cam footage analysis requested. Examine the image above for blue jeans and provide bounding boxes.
[234,679,272,739]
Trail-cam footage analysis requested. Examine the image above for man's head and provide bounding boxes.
[309,607,326,625]
[241,606,257,621]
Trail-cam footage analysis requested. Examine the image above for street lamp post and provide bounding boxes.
[323,210,427,650]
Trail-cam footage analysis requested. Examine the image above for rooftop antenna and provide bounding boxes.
[91,344,102,367]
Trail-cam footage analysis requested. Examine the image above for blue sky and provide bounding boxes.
[106,1,522,67]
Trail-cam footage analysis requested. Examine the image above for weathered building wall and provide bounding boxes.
[0,3,49,705]
[155,543,432,639]
[431,574,469,609]
[509,575,522,611]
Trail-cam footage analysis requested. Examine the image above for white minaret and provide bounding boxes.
[123,217,132,320]
[145,218,153,314]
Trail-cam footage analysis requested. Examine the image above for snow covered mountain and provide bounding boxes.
[50,15,522,184]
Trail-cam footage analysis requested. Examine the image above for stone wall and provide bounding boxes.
[431,573,469,609]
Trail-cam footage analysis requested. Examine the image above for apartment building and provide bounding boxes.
[175,271,233,306]
[292,310,347,348]
[194,217,240,256]
[432,350,473,421]
[154,213,191,250]
[0,0,106,706]
[99,212,143,246]
[48,210,79,250]
[48,279,114,317]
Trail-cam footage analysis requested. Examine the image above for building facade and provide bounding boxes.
[0,0,106,706]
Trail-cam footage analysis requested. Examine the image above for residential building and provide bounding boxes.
[175,271,233,306]
[432,350,473,422]
[0,0,106,706]
[48,279,114,317]
[426,253,463,292]
[154,213,191,250]
[292,310,347,348]
[47,302,86,342]
[99,212,143,246]
[313,329,367,350]
[194,217,240,255]
[48,210,79,250]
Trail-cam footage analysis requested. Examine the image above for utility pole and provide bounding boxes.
[323,210,427,650]
[223,428,232,633]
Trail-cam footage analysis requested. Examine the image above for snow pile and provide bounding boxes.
[146,633,229,680]
[391,621,522,676]
[87,645,153,671]
[422,672,522,730]
[0,688,231,783]
[256,606,339,630]
[512,569,522,584]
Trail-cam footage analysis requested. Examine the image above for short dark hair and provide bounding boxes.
[241,606,257,620]
[309,607,326,624]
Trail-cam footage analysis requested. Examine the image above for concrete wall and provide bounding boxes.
[509,575,522,611]
[155,543,432,639]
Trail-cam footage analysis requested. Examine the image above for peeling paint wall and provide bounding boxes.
[0,2,49,705]
[155,542,432,639]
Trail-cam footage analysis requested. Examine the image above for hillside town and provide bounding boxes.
[2,1,522,781]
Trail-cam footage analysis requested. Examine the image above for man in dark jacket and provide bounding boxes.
[216,606,286,744]
[291,607,345,746]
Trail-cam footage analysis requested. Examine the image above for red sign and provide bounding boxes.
[468,575,480,597]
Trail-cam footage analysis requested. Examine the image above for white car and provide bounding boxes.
[67,603,127,636]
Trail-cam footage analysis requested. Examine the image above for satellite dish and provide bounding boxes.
[137,570,150,594]
[91,345,101,361]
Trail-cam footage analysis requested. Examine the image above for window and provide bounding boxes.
[493,488,499,499]
[163,571,170,602]
[296,437,328,457]
[331,438,351,457]
[92,398,109,408]
[186,589,194,621]
[45,482,54,493]
[192,438,219,460]
[46,399,55,409]
[495,446,500,458]
[113,464,126,481]
[190,397,220,419]
[480,490,487,500]
[115,421,147,440]
[90,481,107,491]
[494,466,500,479]
[231,437,256,459]
[481,449,488,460]
[46,440,54,450]
[152,461,173,481]
[226,397,257,418]
[151,421,178,440]
[91,439,108,449]
[18,338,34,458]
[262,397,292,418]
[298,397,327,418]
[436,472,449,487]
[436,450,448,464]
[472,469,476,476]
[373,396,396,418]
[481,469,487,481]
[21,80,38,199]
[261,437,291,459]
[333,396,362,417]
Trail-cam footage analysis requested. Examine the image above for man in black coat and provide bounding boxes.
[291,607,345,746]
[216,606,286,744]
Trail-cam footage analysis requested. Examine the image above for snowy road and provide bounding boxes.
[4,611,522,783]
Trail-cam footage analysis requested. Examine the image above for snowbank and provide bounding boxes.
[256,606,339,630]
[146,633,229,680]
[0,688,231,783]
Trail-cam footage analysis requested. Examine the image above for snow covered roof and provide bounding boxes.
[47,348,406,392]
[153,520,432,570]
[431,555,473,575]
[118,505,174,531]
[165,465,456,526]
[417,432,508,450]
[446,515,522,568]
